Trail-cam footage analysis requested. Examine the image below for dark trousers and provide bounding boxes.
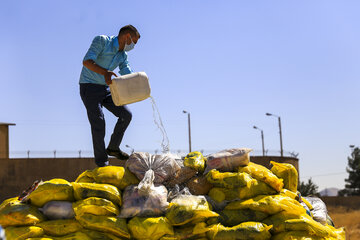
[80,83,132,166]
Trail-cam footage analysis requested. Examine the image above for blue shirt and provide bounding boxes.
[79,35,132,85]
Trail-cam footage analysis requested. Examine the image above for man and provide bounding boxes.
[79,25,140,167]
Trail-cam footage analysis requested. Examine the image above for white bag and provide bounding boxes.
[39,201,75,220]
[204,148,252,173]
[110,72,151,106]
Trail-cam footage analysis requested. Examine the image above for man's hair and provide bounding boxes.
[118,25,140,38]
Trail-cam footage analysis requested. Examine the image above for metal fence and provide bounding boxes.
[7,149,298,158]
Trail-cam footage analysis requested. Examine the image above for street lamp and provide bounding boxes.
[253,126,265,156]
[266,112,284,157]
[183,110,192,153]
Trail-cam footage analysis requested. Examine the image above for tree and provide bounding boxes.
[339,146,360,196]
[298,178,319,196]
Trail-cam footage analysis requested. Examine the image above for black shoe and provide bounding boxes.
[106,148,129,160]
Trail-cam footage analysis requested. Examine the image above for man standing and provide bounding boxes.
[79,25,140,167]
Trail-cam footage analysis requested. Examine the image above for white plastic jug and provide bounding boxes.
[110,72,151,106]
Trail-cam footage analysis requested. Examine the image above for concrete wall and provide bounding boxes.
[0,157,124,202]
[0,156,298,202]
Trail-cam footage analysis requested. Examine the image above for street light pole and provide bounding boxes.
[253,126,265,156]
[183,110,192,153]
[266,113,284,157]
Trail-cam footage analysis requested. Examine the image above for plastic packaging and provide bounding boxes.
[27,179,74,207]
[208,180,276,203]
[72,182,122,206]
[206,169,252,189]
[238,162,284,192]
[183,152,206,173]
[81,229,124,240]
[204,148,251,173]
[166,195,218,226]
[164,158,197,188]
[39,201,75,220]
[217,209,269,227]
[27,231,92,240]
[303,197,328,225]
[4,226,43,240]
[119,184,168,218]
[76,213,130,239]
[0,202,44,227]
[225,194,307,216]
[186,176,213,195]
[72,197,120,217]
[128,217,174,240]
[206,222,272,240]
[75,166,139,190]
[271,161,298,192]
[37,219,82,236]
[110,72,151,106]
[127,152,181,184]
[264,212,337,238]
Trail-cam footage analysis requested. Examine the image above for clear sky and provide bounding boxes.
[1,1,359,191]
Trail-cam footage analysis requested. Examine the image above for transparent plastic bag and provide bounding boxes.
[39,201,75,220]
[166,194,218,226]
[204,148,252,173]
[126,152,181,184]
[303,197,328,225]
[119,183,168,218]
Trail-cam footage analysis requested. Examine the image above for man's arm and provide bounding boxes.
[83,60,117,85]
[83,35,117,85]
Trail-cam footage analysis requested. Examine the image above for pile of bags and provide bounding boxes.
[0,148,345,240]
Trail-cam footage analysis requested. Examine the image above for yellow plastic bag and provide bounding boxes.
[81,229,126,240]
[271,231,327,240]
[238,162,284,192]
[166,195,219,226]
[128,217,174,240]
[88,166,139,189]
[0,197,21,211]
[208,180,276,203]
[73,197,120,217]
[225,194,306,215]
[0,202,44,227]
[26,231,92,240]
[206,169,252,189]
[76,213,130,239]
[264,212,337,238]
[206,222,272,240]
[5,226,43,240]
[28,179,74,207]
[159,224,207,240]
[271,161,298,192]
[37,219,82,236]
[217,209,269,227]
[184,152,206,173]
[75,170,94,183]
[72,182,122,206]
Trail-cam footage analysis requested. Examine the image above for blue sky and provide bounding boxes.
[1,1,359,190]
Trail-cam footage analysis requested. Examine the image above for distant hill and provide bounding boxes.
[319,188,339,197]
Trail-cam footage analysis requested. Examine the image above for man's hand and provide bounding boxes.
[104,71,118,85]
[83,60,118,85]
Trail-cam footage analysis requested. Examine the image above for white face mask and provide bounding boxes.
[124,36,135,52]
